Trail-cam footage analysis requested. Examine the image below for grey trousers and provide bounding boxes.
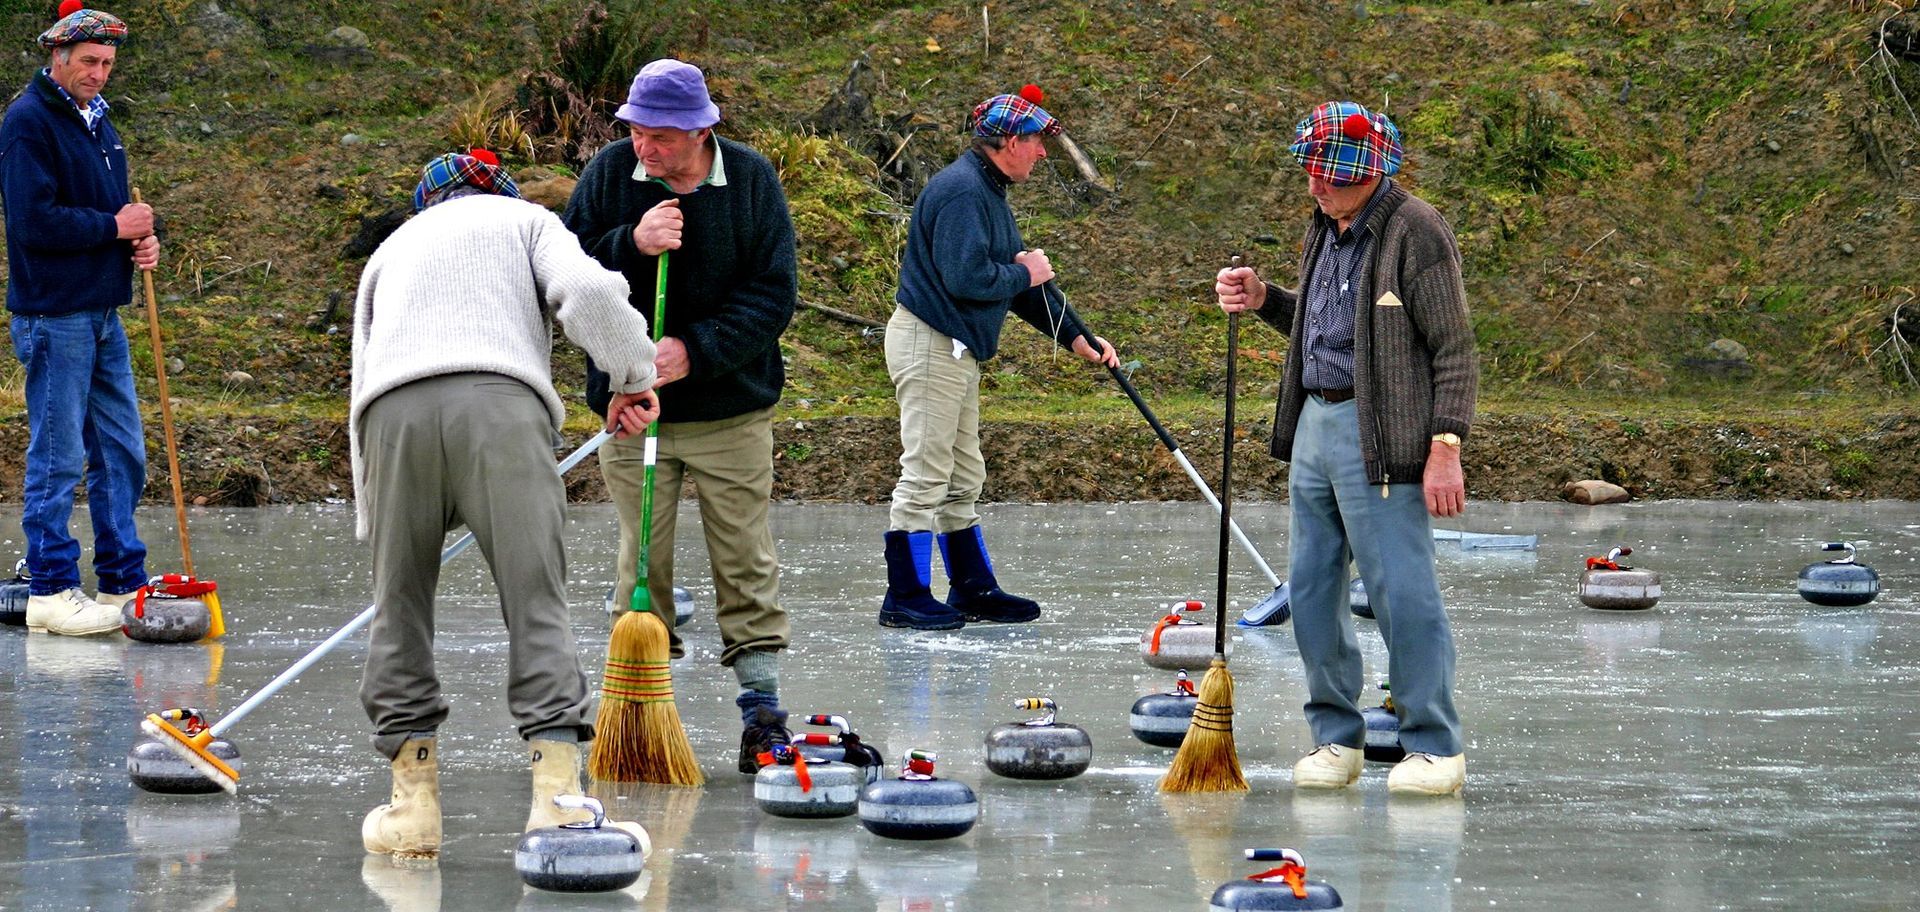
[1287,394,1462,757]
[358,373,591,760]
[885,307,985,533]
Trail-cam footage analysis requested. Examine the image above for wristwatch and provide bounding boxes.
[1431,432,1462,448]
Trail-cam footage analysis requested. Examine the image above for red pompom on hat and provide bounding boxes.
[1342,112,1372,139]
[468,147,499,166]
[57,0,83,18]
[1019,83,1045,104]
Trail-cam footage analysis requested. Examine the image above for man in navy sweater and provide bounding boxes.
[0,5,158,637]
[564,59,799,774]
[880,87,1117,630]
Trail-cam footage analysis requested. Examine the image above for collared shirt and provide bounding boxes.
[1300,177,1392,391]
[41,68,108,133]
[631,130,728,189]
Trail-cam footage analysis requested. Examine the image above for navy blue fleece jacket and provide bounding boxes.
[0,70,133,316]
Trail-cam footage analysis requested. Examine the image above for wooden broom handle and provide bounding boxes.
[133,188,193,577]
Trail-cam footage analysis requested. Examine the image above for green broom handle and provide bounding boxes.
[630,249,668,615]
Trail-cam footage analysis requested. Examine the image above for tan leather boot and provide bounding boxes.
[363,737,441,859]
[525,739,597,832]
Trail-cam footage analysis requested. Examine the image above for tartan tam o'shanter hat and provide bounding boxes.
[1289,101,1404,187]
[39,2,127,50]
[412,149,520,212]
[969,84,1062,138]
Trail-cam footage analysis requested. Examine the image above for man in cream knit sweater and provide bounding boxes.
[350,149,658,860]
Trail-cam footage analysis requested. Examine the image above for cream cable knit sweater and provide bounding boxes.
[349,194,656,537]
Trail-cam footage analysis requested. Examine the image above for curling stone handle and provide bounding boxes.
[1246,847,1304,863]
[554,794,607,829]
[1607,545,1631,562]
[797,732,836,745]
[805,714,850,732]
[1013,697,1056,711]
[1822,541,1858,563]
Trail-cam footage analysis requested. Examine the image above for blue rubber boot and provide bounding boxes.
[939,526,1041,623]
[879,531,966,630]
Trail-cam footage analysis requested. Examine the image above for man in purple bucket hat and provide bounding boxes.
[1214,100,1478,797]
[563,58,799,776]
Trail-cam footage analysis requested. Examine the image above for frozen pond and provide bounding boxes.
[1,498,1916,910]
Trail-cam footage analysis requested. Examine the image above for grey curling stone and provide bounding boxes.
[1360,687,1403,764]
[1798,542,1879,607]
[858,758,977,840]
[984,701,1092,780]
[601,586,695,626]
[1348,578,1372,619]
[515,795,644,893]
[1129,689,1198,748]
[1578,567,1662,610]
[1141,622,1227,670]
[1210,878,1344,911]
[122,592,212,644]
[754,758,863,819]
[127,733,243,794]
[1,559,28,627]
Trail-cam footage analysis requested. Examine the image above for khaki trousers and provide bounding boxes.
[885,307,984,533]
[601,406,788,664]
[359,374,591,760]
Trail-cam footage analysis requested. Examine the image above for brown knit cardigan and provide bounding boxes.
[1254,181,1479,488]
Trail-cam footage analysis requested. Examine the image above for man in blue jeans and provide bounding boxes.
[0,6,157,636]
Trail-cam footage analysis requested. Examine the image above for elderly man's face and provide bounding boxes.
[998,133,1049,183]
[630,124,709,183]
[1307,174,1376,225]
[50,41,116,105]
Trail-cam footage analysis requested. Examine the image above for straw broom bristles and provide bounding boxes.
[1159,657,1248,792]
[587,609,705,786]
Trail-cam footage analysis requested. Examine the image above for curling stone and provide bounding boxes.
[122,576,216,644]
[515,795,645,893]
[1130,670,1199,748]
[1142,600,1230,670]
[601,585,695,626]
[793,714,885,783]
[128,709,242,795]
[1360,683,1403,764]
[754,744,862,819]
[1209,848,1344,911]
[858,750,977,840]
[1,559,29,627]
[1578,546,1661,610]
[1348,579,1372,620]
[985,697,1092,780]
[1798,541,1880,607]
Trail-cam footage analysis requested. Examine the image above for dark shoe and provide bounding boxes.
[940,526,1041,623]
[738,706,791,775]
[878,530,965,630]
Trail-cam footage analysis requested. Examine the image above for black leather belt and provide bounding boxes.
[1309,387,1355,403]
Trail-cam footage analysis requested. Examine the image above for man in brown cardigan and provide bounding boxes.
[1215,101,1477,797]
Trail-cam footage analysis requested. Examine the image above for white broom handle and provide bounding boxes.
[1170,448,1283,589]
[207,430,614,737]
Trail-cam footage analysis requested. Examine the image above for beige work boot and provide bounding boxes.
[95,588,140,611]
[528,740,652,858]
[1387,751,1466,796]
[26,587,122,636]
[364,737,442,859]
[1292,743,1365,790]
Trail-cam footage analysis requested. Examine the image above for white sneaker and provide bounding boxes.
[1387,751,1466,796]
[1292,743,1364,790]
[96,588,141,611]
[25,588,123,636]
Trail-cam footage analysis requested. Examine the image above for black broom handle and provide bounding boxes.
[1218,301,1239,656]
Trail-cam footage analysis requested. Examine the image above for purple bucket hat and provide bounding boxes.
[615,59,721,131]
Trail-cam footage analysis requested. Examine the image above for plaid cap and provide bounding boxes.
[968,94,1061,138]
[1289,101,1403,187]
[411,150,520,212]
[39,8,127,49]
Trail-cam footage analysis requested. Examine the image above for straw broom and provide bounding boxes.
[588,250,704,786]
[1161,299,1249,793]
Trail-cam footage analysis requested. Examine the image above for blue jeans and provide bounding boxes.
[10,309,148,596]
[1288,394,1461,756]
